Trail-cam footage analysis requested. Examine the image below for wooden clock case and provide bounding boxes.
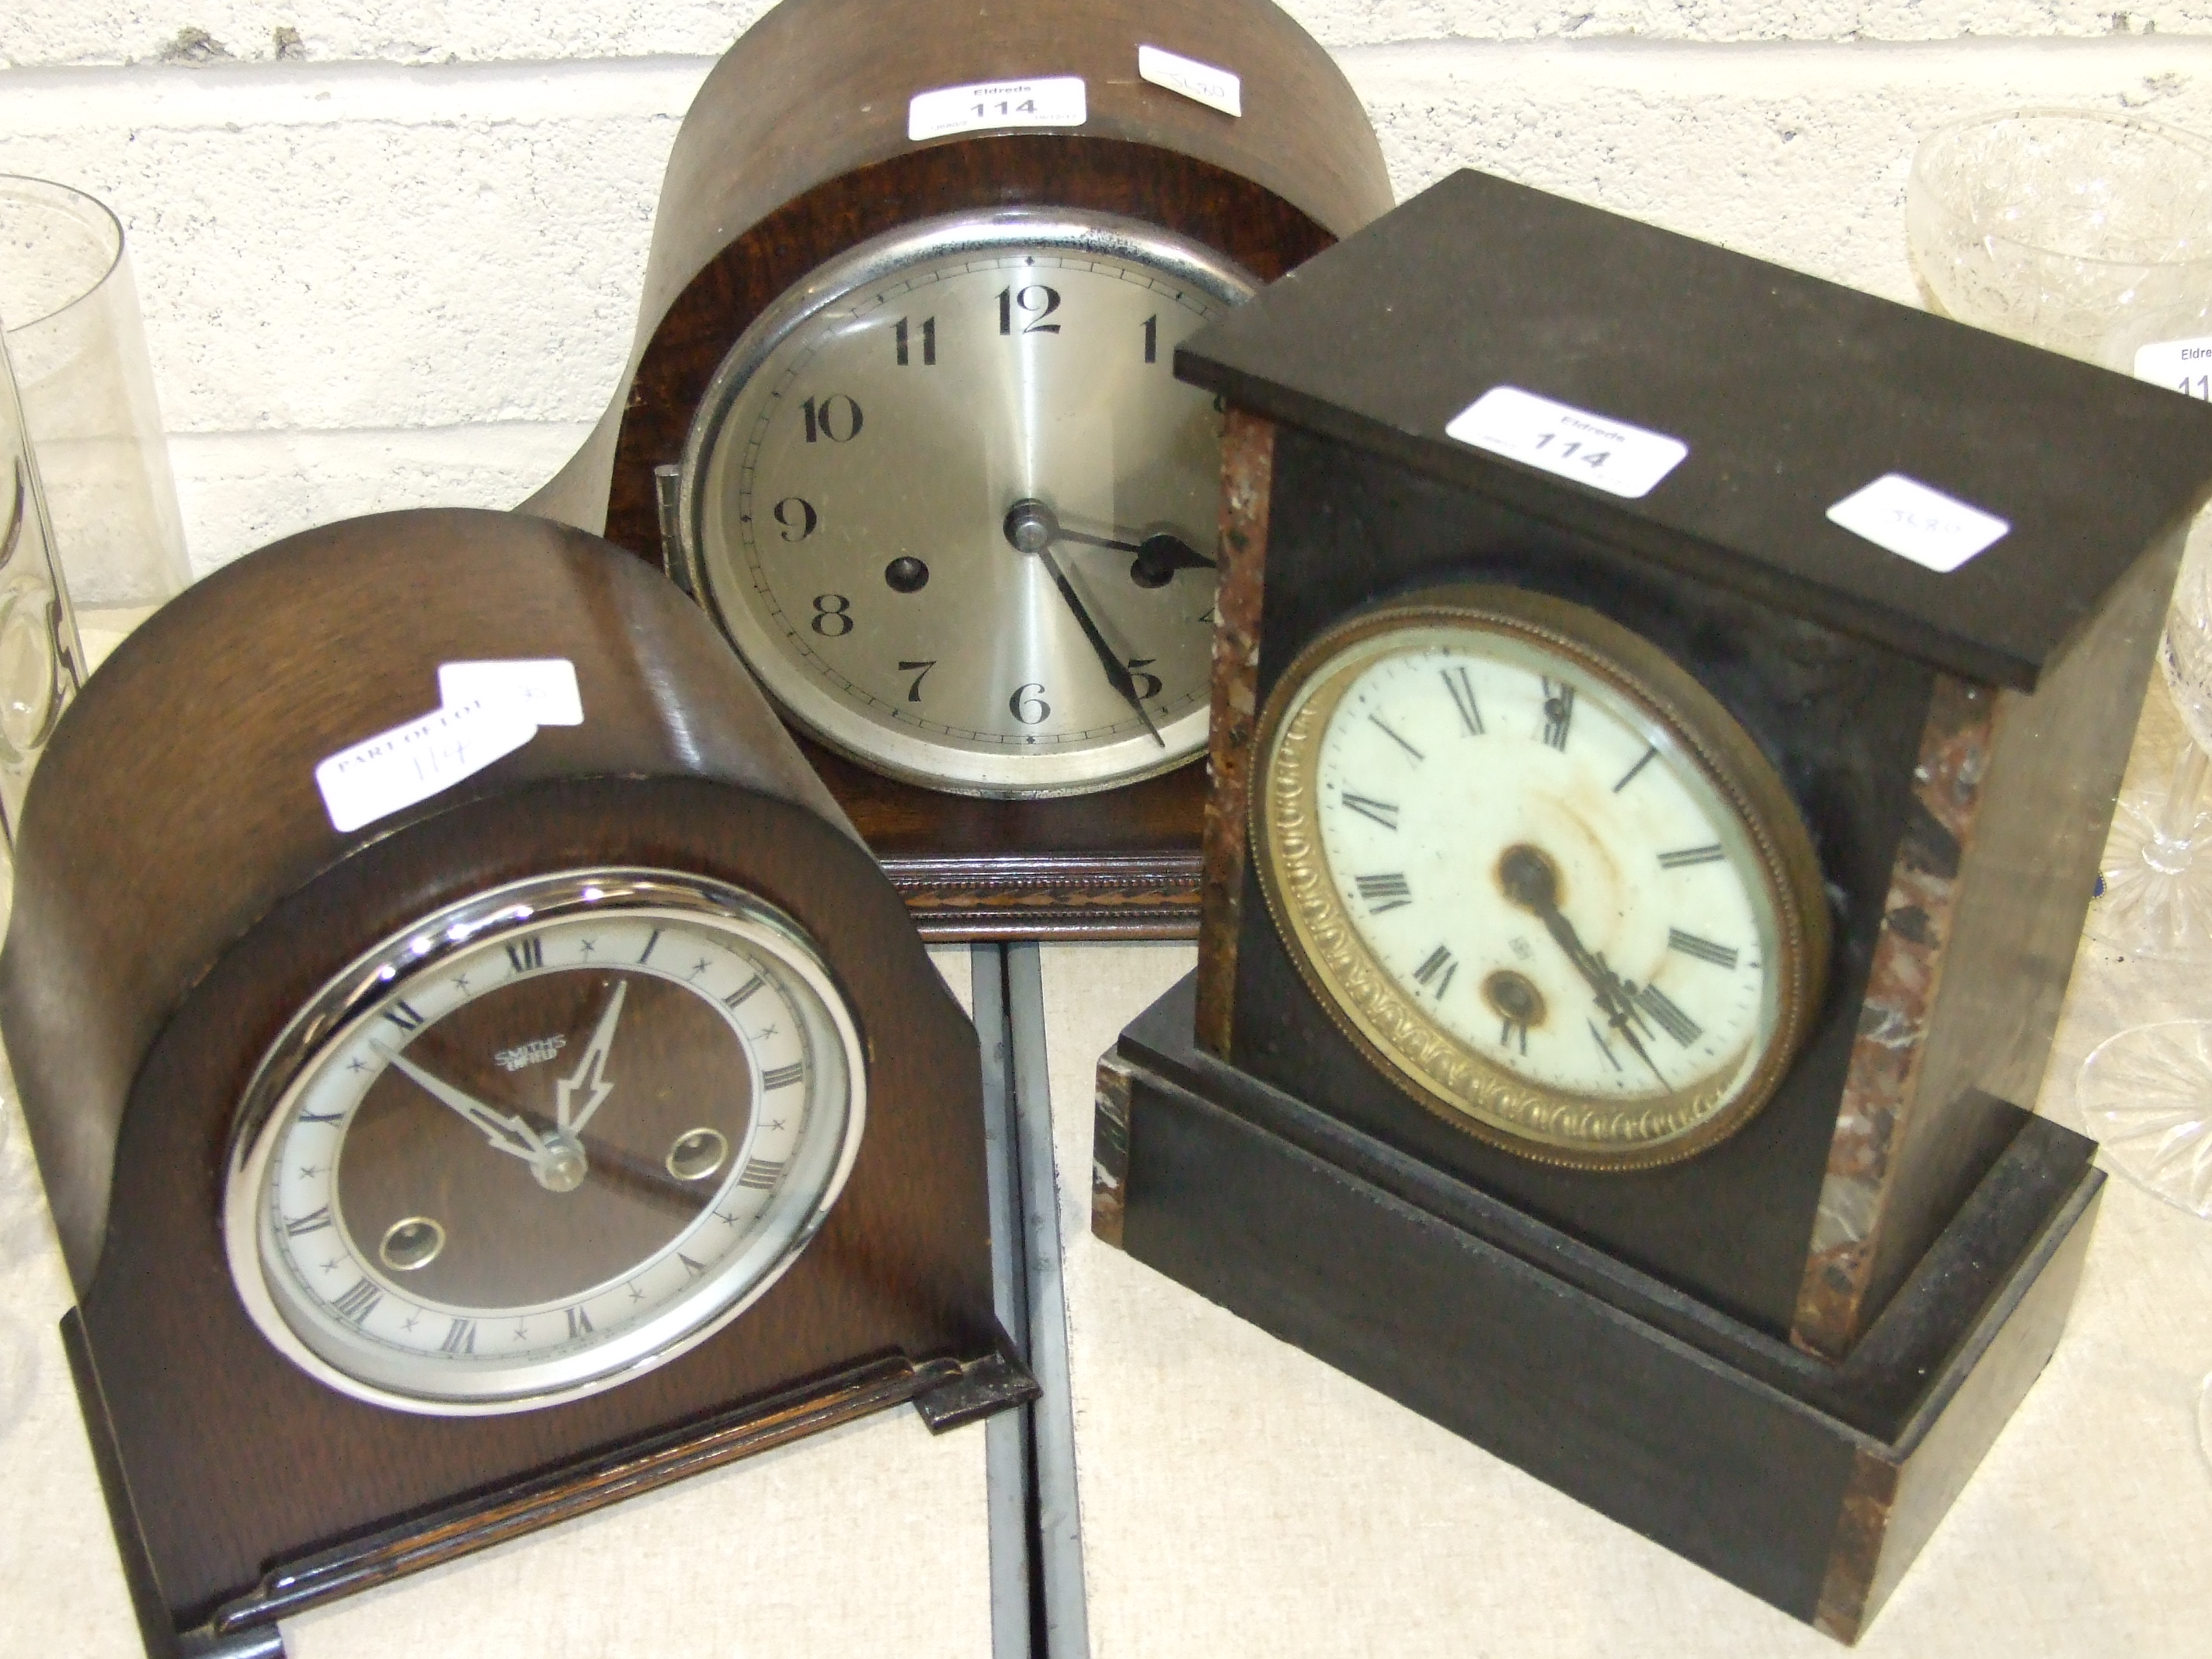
[0,510,1031,1659]
[1094,172,2212,1639]
[523,0,1393,940]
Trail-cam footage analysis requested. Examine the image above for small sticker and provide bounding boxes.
[1825,473,2009,573]
[315,698,539,834]
[1445,386,1689,500]
[908,77,1086,142]
[2134,335,2212,401]
[1139,45,1241,117]
[438,659,583,727]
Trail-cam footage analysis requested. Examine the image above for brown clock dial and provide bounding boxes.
[228,873,864,1413]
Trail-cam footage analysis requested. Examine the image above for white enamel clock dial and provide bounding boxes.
[224,870,865,1414]
[1254,589,1828,1170]
[678,209,1252,798]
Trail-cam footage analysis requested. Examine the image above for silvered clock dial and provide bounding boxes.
[676,208,1252,797]
[1251,586,1829,1170]
[224,868,865,1414]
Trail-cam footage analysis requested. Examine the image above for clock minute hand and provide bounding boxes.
[1001,500,1165,746]
[555,980,628,1139]
[372,1040,548,1163]
[1033,541,1166,747]
[1497,845,1670,1090]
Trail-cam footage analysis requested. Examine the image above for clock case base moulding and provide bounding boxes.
[1094,978,2100,1646]
[521,0,1393,940]
[64,1328,1030,1659]
[0,511,1035,1659]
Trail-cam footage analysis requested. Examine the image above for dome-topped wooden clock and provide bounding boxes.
[525,0,1392,938]
[0,510,1030,1658]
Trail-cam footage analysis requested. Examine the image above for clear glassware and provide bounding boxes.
[0,316,84,846]
[0,176,190,665]
[1908,108,2212,368]
[2094,520,2212,953]
[2078,1021,2212,1214]
[1911,111,2212,957]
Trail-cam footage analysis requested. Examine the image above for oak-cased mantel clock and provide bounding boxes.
[1094,171,2212,1640]
[0,510,1031,1659]
[523,0,1393,939]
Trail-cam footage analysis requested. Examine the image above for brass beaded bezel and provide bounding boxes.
[1248,585,1830,1173]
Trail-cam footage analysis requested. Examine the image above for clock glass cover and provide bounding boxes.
[1252,588,1828,1170]
[676,208,1252,798]
[224,869,864,1414]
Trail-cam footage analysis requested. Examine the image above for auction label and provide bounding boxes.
[1824,473,2009,573]
[2134,335,2212,400]
[1138,45,1241,117]
[315,697,539,833]
[908,77,1086,141]
[438,658,584,726]
[1445,386,1689,499]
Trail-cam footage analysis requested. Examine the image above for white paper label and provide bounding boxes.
[1824,473,2009,573]
[438,659,583,727]
[908,77,1086,141]
[1138,45,1241,117]
[315,697,539,833]
[1445,386,1689,500]
[2134,335,2212,399]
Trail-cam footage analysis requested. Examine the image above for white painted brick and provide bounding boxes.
[1286,0,2208,44]
[1346,37,2212,302]
[1,2,773,69]
[0,61,708,434]
[3,0,2209,68]
[9,38,2212,574]
[167,422,589,569]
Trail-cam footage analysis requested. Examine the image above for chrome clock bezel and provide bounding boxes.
[676,206,1254,798]
[221,868,868,1417]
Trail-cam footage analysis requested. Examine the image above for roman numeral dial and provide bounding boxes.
[1257,592,1826,1170]
[239,876,867,1411]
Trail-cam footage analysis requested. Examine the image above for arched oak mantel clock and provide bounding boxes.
[0,510,1030,1658]
[524,0,1393,938]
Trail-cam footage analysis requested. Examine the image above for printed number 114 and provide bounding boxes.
[1532,431,1612,471]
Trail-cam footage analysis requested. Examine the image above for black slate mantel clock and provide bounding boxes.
[1094,169,2212,1640]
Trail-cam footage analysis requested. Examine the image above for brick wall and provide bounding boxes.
[4,2,2207,570]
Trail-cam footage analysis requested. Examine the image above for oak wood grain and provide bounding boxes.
[0,509,1018,1646]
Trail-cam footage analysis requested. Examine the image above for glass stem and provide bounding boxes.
[2157,742,2211,851]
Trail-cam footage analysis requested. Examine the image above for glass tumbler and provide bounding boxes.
[0,319,83,850]
[1909,110,2212,955]
[0,176,190,661]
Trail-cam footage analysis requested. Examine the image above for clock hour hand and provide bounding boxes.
[1497,844,1669,1090]
[1003,501,1167,748]
[372,1039,548,1162]
[1046,523,1217,588]
[555,981,628,1139]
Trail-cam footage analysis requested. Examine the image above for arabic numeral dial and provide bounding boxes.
[680,212,1254,797]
